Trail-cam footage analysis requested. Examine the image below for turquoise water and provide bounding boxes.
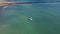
[0,2,60,34]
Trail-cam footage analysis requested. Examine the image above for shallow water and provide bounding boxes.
[0,2,60,34]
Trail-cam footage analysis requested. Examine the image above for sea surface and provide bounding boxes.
[0,0,60,34]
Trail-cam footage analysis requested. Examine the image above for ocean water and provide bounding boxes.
[0,0,60,34]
